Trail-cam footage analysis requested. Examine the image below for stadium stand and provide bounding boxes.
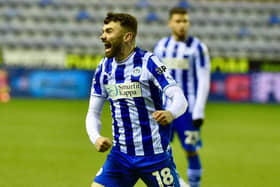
[0,0,279,60]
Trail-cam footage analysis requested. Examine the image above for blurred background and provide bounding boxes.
[0,0,280,102]
[0,0,280,187]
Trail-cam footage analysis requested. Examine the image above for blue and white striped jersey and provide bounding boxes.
[91,47,176,156]
[154,36,210,119]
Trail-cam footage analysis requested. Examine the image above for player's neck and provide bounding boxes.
[173,34,186,42]
[115,43,135,62]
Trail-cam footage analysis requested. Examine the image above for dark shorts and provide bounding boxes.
[93,148,180,187]
[171,111,202,152]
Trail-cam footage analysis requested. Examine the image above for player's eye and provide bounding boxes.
[105,28,113,33]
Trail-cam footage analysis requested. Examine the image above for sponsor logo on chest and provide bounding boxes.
[162,58,189,70]
[105,82,142,99]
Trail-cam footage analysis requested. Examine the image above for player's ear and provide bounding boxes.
[123,32,133,42]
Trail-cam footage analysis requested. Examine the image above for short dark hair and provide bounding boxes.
[169,7,188,18]
[104,12,137,36]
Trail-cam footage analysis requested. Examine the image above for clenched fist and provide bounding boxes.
[95,137,112,152]
[152,110,174,126]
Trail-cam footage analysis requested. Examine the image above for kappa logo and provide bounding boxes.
[132,66,142,77]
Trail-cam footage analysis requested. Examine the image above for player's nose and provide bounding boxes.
[100,33,106,42]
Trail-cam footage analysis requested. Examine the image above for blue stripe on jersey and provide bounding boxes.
[135,47,146,58]
[162,36,171,57]
[182,56,189,94]
[115,64,126,83]
[147,57,169,90]
[110,100,121,152]
[103,58,113,84]
[186,36,194,47]
[131,47,145,82]
[93,63,103,95]
[148,81,163,110]
[172,43,179,57]
[119,99,135,155]
[115,64,135,155]
[148,79,170,153]
[198,44,206,67]
[159,124,171,152]
[182,70,188,95]
[134,97,154,155]
[171,70,176,79]
[132,48,154,155]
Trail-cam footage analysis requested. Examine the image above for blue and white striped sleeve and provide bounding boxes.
[91,58,107,98]
[196,42,211,69]
[147,55,177,91]
[193,42,211,119]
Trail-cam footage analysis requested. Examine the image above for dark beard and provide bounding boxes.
[177,35,186,41]
[176,30,187,41]
[105,42,122,59]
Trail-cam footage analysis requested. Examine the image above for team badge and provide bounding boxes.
[132,67,142,77]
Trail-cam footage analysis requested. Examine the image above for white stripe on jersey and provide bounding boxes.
[129,107,145,156]
[127,61,145,156]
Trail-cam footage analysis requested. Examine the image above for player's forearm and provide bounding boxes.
[85,95,105,144]
[164,85,188,119]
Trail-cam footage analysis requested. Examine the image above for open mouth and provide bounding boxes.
[104,43,112,53]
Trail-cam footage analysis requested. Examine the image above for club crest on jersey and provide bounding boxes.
[132,66,142,77]
[105,82,142,99]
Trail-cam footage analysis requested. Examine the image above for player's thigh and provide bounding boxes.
[93,153,138,187]
[140,159,180,187]
[173,112,201,152]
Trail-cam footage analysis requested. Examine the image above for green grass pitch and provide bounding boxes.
[0,99,279,187]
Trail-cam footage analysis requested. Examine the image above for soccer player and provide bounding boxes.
[86,12,188,187]
[154,7,211,187]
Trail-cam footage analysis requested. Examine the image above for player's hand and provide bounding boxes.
[193,118,204,128]
[95,137,112,152]
[152,110,174,126]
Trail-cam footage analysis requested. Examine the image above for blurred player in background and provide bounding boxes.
[154,7,211,187]
[86,12,188,187]
[0,69,11,103]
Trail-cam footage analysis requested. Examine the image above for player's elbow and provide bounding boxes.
[173,92,188,119]
[176,87,188,116]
